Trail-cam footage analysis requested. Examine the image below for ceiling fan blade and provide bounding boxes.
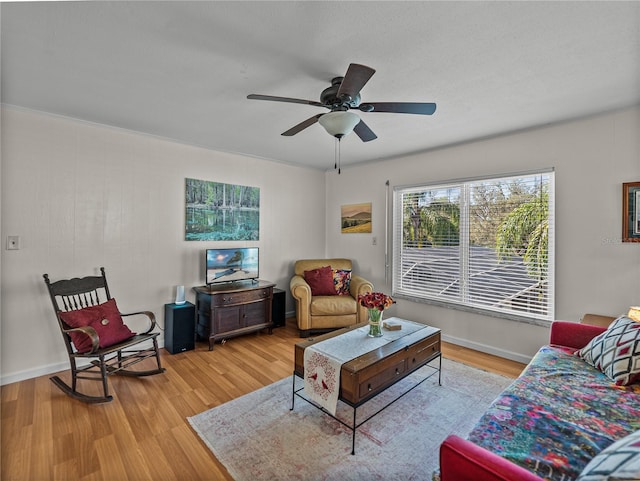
[337,64,376,101]
[353,119,377,142]
[281,114,324,136]
[247,94,325,108]
[360,102,437,115]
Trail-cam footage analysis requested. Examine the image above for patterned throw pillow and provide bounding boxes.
[333,269,352,295]
[576,430,640,481]
[576,316,640,386]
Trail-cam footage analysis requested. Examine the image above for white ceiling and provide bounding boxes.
[2,1,639,171]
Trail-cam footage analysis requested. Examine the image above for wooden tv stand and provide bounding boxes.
[193,280,275,350]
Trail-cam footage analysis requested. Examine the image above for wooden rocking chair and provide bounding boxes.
[43,267,165,403]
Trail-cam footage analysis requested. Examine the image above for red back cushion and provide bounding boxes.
[59,298,136,353]
[304,266,336,296]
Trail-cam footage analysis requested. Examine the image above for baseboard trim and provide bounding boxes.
[1,361,71,386]
[1,338,166,386]
[441,333,533,365]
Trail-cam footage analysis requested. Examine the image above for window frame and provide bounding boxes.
[392,169,555,326]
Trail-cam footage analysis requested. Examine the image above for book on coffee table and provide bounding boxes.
[383,320,402,330]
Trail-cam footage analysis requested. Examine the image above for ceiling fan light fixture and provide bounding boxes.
[318,111,360,138]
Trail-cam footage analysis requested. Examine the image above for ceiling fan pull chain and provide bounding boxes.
[338,138,341,174]
[334,138,338,170]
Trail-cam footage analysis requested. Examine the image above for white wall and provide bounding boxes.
[2,106,639,383]
[326,107,640,363]
[0,107,326,384]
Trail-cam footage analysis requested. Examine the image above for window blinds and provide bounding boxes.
[392,170,554,324]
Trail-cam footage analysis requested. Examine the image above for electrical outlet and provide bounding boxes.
[372,236,377,246]
[6,236,20,250]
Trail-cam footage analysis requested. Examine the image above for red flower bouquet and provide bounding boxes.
[358,292,394,311]
[358,292,394,337]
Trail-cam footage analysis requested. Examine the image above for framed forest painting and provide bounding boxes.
[185,178,260,241]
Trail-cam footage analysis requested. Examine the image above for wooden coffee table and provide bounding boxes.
[291,320,441,454]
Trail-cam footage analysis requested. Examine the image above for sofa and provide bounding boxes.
[290,258,373,337]
[438,315,640,481]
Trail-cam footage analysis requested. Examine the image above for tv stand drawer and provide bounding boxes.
[211,288,270,307]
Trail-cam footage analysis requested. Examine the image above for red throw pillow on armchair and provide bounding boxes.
[59,298,136,353]
[304,266,337,296]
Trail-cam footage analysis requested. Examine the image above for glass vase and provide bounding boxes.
[367,308,383,337]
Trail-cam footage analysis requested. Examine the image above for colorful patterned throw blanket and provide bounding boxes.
[468,345,640,481]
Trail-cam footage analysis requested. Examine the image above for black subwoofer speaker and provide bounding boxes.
[272,288,286,327]
[164,302,195,354]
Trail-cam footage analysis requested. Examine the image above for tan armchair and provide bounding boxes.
[290,258,373,337]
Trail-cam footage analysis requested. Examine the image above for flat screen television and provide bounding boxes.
[206,247,259,285]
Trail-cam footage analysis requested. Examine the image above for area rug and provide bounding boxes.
[188,358,512,481]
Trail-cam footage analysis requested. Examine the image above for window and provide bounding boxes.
[392,170,554,324]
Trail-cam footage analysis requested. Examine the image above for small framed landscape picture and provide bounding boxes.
[622,181,640,242]
[341,202,372,233]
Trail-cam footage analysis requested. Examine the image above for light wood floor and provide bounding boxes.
[1,319,526,481]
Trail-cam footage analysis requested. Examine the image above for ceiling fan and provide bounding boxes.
[247,63,437,142]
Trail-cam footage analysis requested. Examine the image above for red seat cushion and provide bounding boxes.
[59,298,136,353]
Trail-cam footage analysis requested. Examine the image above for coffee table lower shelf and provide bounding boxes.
[290,354,442,455]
